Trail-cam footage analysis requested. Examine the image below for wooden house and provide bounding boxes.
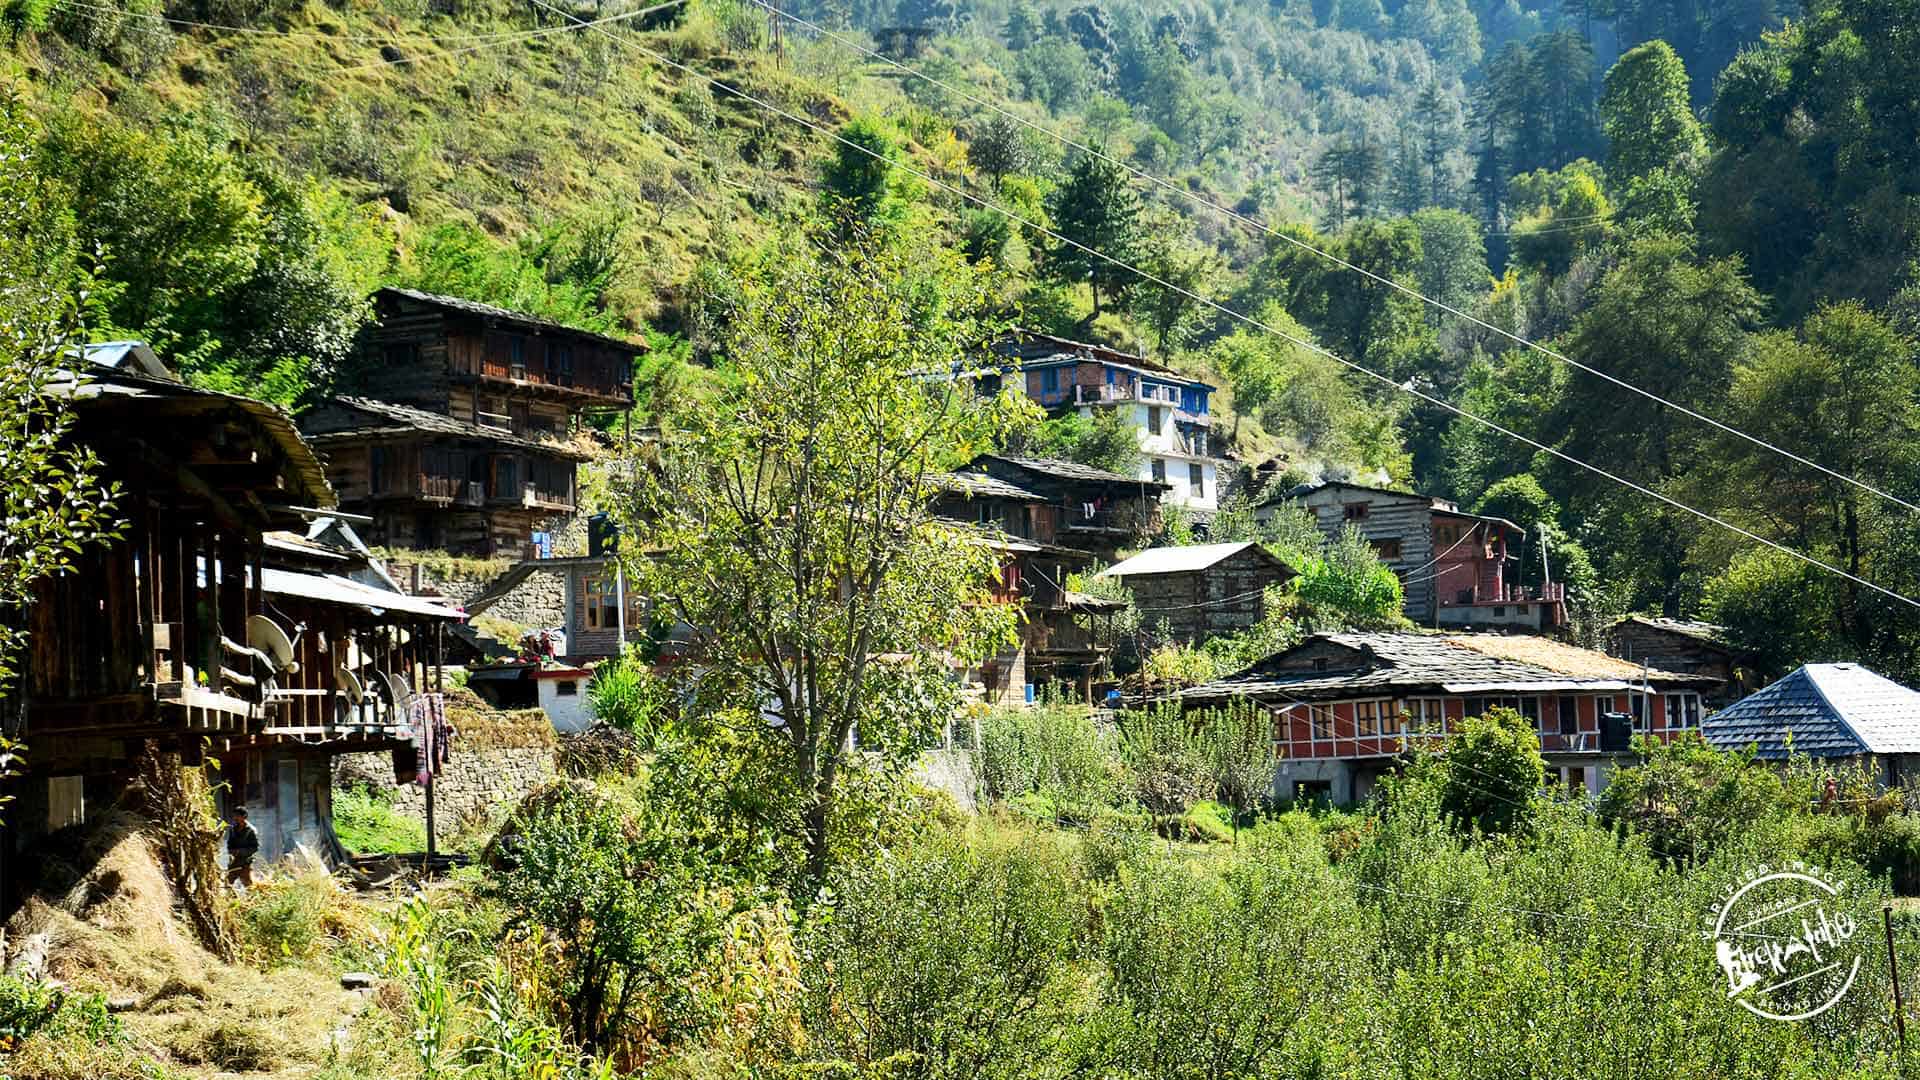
[1260,480,1565,632]
[1098,542,1296,646]
[1606,615,1759,705]
[301,287,640,557]
[10,351,463,883]
[948,454,1170,564]
[1174,631,1721,803]
[929,471,1126,703]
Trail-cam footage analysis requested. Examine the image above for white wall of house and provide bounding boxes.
[1078,403,1220,511]
[537,674,593,733]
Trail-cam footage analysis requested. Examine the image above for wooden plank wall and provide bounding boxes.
[1298,490,1436,622]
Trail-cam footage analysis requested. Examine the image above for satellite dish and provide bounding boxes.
[341,640,370,670]
[335,666,364,706]
[247,615,298,674]
[376,670,413,710]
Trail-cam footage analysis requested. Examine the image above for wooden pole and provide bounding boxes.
[1888,905,1907,1053]
[425,622,442,872]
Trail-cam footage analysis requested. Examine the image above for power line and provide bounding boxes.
[746,0,1920,521]
[543,13,1920,613]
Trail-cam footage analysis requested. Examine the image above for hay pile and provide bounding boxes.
[2,815,367,1078]
[444,685,557,751]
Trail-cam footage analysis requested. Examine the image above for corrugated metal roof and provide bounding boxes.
[379,287,645,353]
[304,397,595,460]
[260,566,466,621]
[1702,663,1920,758]
[1101,541,1285,577]
[1178,630,1711,705]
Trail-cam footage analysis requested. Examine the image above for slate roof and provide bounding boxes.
[378,287,645,353]
[1178,631,1714,705]
[1701,663,1920,758]
[978,454,1169,490]
[931,471,1047,501]
[303,397,594,461]
[1612,614,1733,647]
[1100,541,1293,578]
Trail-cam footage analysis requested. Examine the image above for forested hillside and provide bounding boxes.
[7,0,1920,680]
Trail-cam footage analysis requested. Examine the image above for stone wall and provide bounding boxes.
[481,565,568,630]
[334,745,555,832]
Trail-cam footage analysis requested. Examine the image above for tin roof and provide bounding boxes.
[1702,663,1920,758]
[1100,541,1294,578]
[1177,630,1714,705]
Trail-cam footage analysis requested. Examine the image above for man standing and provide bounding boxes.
[225,806,260,889]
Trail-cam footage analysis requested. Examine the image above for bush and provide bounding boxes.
[332,783,427,854]
[797,821,1083,1078]
[585,650,673,741]
[1439,706,1545,837]
[233,866,367,966]
[977,703,1122,821]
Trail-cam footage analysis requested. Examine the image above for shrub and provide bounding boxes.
[332,783,427,854]
[797,822,1083,1078]
[977,703,1122,821]
[585,650,673,741]
[233,866,367,966]
[1596,732,1789,862]
[1439,706,1545,837]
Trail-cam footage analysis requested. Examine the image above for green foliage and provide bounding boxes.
[1596,733,1790,863]
[1021,403,1142,474]
[1438,706,1545,836]
[332,783,428,855]
[977,703,1122,822]
[0,92,121,699]
[396,218,629,338]
[1601,41,1708,187]
[0,974,123,1051]
[822,115,907,225]
[585,649,672,740]
[487,783,735,1054]
[634,235,1024,885]
[1045,150,1142,318]
[1292,524,1407,629]
[798,820,1082,1078]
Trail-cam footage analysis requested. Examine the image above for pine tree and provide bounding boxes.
[1045,150,1142,317]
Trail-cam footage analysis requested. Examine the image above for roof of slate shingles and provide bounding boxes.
[1702,663,1920,758]
[378,287,645,352]
[1611,614,1734,647]
[977,455,1168,489]
[931,471,1048,501]
[1176,631,1714,705]
[302,397,595,461]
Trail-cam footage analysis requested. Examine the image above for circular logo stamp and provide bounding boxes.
[1709,863,1865,1022]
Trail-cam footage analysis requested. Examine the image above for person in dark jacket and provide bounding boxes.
[226,806,260,888]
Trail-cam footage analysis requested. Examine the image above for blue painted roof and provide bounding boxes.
[1701,663,1920,758]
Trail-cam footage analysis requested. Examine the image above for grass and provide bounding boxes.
[333,785,428,855]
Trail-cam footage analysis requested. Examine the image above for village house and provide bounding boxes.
[1259,480,1565,632]
[1174,631,1720,803]
[930,470,1126,703]
[1702,663,1920,786]
[983,331,1224,515]
[1098,542,1296,646]
[11,346,463,889]
[948,453,1170,563]
[298,287,639,558]
[1606,615,1760,705]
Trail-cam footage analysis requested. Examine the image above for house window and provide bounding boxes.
[1434,524,1461,547]
[1151,458,1167,483]
[1188,462,1205,496]
[1406,698,1446,734]
[1558,695,1579,736]
[1148,405,1165,434]
[1356,699,1380,737]
[1040,368,1059,397]
[1630,692,1650,729]
[491,455,519,499]
[1465,697,1486,718]
[1370,538,1403,560]
[556,680,578,697]
[1308,705,1333,740]
[1343,502,1370,521]
[509,336,527,377]
[582,577,642,631]
[1517,697,1541,726]
[1665,692,1701,728]
[553,345,574,384]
